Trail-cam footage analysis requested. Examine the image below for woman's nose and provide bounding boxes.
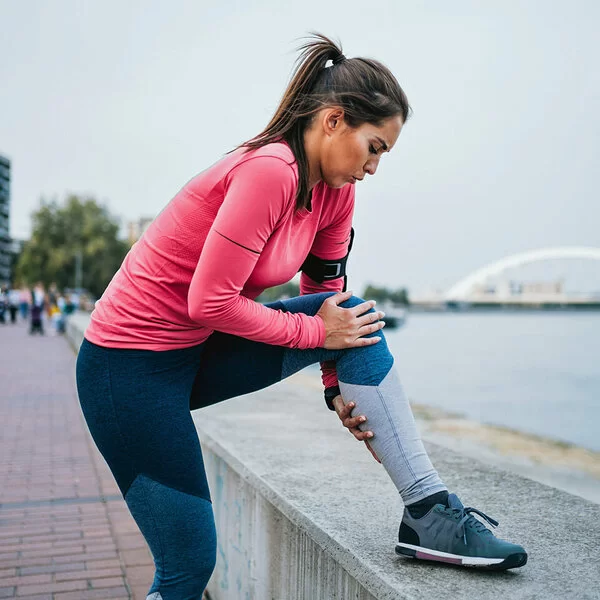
[364,157,379,176]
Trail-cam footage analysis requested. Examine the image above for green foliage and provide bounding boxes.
[14,195,128,298]
[363,284,410,306]
[389,287,410,305]
[257,281,300,302]
[257,282,411,305]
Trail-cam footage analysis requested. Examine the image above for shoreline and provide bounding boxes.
[291,371,600,505]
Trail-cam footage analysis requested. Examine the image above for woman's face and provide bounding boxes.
[319,110,404,188]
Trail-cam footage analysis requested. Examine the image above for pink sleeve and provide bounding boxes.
[188,156,326,349]
[299,186,355,388]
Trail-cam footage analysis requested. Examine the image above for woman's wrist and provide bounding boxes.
[324,385,341,411]
[313,313,327,347]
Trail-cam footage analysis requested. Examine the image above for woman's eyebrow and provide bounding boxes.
[375,137,389,151]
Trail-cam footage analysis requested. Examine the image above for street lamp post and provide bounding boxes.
[75,249,83,291]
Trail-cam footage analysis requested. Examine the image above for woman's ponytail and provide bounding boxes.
[239,33,410,210]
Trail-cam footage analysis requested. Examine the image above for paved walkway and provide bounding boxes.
[0,321,154,599]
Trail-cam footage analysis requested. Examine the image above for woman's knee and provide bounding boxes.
[332,295,394,385]
[338,294,372,311]
[181,543,217,594]
[273,292,374,319]
[341,295,386,342]
[125,475,217,591]
[153,518,216,595]
[274,292,336,316]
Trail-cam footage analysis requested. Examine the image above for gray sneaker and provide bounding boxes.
[396,493,527,570]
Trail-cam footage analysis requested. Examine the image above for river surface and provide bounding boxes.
[358,311,599,452]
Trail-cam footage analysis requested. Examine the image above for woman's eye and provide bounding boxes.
[369,144,378,155]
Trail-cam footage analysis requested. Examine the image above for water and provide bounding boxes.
[380,312,600,452]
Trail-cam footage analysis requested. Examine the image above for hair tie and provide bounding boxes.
[332,54,346,65]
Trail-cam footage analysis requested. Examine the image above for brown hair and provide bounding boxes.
[239,33,411,210]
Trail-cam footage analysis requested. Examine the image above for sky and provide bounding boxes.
[1,0,598,295]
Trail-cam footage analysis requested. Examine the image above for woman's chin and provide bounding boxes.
[324,177,352,189]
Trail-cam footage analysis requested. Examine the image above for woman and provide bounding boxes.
[76,34,527,599]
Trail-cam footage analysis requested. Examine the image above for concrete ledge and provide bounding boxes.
[66,316,600,600]
[65,311,90,353]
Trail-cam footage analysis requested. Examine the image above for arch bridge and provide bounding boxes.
[444,246,600,302]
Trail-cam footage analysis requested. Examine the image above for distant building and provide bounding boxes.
[127,216,154,244]
[472,279,564,298]
[0,154,10,285]
[519,281,564,295]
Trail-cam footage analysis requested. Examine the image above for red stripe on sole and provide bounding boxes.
[415,550,463,565]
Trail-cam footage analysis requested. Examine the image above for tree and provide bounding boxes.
[363,284,390,303]
[257,281,300,302]
[389,288,410,306]
[14,195,128,298]
[363,284,410,306]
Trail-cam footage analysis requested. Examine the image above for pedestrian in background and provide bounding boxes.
[19,285,30,320]
[30,282,45,335]
[0,287,6,324]
[7,287,20,324]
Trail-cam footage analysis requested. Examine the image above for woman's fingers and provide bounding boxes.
[357,321,385,337]
[343,311,386,346]
[350,427,374,441]
[343,414,366,429]
[354,309,385,341]
[356,310,385,327]
[333,396,351,416]
[330,390,379,462]
[349,299,377,316]
[351,335,381,347]
[330,290,354,306]
[319,292,389,350]
[338,405,370,430]
[333,397,374,441]
[365,440,381,463]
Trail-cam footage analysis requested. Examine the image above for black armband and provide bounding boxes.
[300,228,355,292]
[324,385,341,411]
[301,253,348,283]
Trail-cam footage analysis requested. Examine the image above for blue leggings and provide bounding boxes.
[76,293,444,599]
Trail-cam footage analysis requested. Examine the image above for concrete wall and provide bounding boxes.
[203,448,377,600]
[66,315,600,600]
[65,311,89,353]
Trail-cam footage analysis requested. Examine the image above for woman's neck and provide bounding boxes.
[303,127,322,191]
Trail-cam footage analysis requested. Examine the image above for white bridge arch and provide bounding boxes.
[445,246,600,301]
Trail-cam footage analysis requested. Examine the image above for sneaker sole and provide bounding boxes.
[395,543,527,570]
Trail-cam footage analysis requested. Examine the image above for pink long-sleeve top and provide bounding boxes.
[86,142,354,385]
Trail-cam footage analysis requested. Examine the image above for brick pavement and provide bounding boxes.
[0,321,155,599]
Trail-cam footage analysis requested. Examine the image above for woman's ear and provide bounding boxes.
[324,108,345,135]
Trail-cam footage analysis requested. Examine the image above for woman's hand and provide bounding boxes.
[317,290,385,350]
[332,394,381,463]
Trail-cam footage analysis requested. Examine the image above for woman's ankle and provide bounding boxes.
[406,490,449,518]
